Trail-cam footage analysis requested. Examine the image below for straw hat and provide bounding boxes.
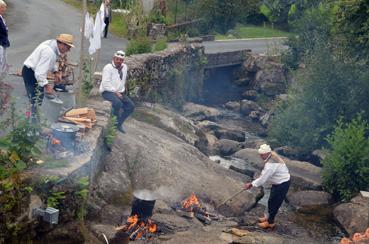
[258,144,272,154]
[56,34,75,48]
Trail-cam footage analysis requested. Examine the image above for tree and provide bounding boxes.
[322,115,369,202]
[269,43,369,153]
[332,0,369,61]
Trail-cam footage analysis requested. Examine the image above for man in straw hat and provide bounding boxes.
[99,50,134,133]
[244,144,291,229]
[22,34,74,117]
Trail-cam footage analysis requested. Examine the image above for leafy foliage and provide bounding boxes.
[269,44,369,153]
[126,37,152,56]
[322,115,369,202]
[104,116,117,147]
[0,104,42,180]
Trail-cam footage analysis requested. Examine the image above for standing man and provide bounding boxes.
[103,0,112,38]
[244,144,291,229]
[99,50,134,133]
[0,0,9,75]
[22,34,74,115]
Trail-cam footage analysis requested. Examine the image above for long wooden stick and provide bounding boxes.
[216,188,246,210]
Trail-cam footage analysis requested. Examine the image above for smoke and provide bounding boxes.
[133,186,181,202]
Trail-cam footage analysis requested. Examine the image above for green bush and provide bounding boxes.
[322,115,369,202]
[126,37,152,56]
[153,38,168,52]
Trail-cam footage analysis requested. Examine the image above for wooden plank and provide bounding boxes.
[65,107,89,117]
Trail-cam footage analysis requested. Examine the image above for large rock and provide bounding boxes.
[195,132,220,155]
[132,104,199,146]
[233,148,322,190]
[287,190,334,214]
[91,119,261,220]
[183,102,222,121]
[218,139,243,157]
[240,99,262,116]
[333,193,369,235]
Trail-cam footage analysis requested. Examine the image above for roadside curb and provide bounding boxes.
[213,37,288,42]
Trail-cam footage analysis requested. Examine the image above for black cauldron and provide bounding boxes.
[51,122,79,150]
[131,190,156,219]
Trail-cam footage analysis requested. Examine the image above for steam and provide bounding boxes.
[133,186,181,202]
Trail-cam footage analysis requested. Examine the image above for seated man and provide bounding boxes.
[99,50,134,133]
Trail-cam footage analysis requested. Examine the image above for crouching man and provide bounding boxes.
[99,50,134,133]
[244,144,291,229]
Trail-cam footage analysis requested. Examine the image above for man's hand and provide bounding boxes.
[115,92,123,98]
[44,84,55,94]
[244,182,253,190]
[54,71,62,84]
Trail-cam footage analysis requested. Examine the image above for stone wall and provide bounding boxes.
[125,43,207,109]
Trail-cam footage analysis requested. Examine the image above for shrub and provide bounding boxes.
[153,38,167,52]
[322,115,369,202]
[126,37,152,56]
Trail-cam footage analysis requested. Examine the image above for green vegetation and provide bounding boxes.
[104,116,117,148]
[126,37,152,56]
[110,12,128,37]
[75,177,89,220]
[81,58,93,97]
[153,38,168,52]
[322,115,369,202]
[215,24,291,40]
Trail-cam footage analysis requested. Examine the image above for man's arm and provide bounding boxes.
[34,49,54,87]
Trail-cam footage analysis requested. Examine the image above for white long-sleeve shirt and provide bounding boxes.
[24,40,59,87]
[252,153,290,187]
[99,62,127,93]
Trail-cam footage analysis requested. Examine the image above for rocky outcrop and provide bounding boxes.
[90,117,262,220]
[333,193,369,235]
[183,102,222,121]
[233,148,322,190]
[287,190,334,214]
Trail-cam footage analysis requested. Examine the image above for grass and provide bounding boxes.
[215,24,292,40]
[63,0,127,37]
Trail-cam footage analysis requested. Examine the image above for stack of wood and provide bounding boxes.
[62,107,96,129]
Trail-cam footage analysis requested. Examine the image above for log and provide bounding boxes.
[65,107,89,117]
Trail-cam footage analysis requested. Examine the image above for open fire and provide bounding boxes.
[115,215,157,241]
[173,193,219,224]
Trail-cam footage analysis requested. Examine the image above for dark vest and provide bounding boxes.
[0,16,10,48]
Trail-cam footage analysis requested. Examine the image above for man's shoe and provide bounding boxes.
[117,125,125,133]
[258,222,276,229]
[258,217,268,223]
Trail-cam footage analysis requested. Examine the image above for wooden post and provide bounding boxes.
[76,0,88,106]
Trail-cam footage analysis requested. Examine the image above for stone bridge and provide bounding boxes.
[205,49,251,69]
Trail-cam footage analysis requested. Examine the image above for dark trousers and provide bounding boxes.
[268,180,290,224]
[102,91,135,126]
[22,65,44,113]
[104,17,110,38]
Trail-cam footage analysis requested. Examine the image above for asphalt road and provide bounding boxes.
[4,0,283,113]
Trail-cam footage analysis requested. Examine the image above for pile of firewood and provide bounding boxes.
[62,107,96,129]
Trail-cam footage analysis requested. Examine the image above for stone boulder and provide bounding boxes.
[233,148,322,190]
[242,90,257,101]
[240,99,262,116]
[91,119,261,220]
[218,139,243,156]
[333,193,369,235]
[132,104,199,146]
[287,190,334,214]
[224,101,240,112]
[183,102,221,121]
[195,132,220,155]
[214,129,245,142]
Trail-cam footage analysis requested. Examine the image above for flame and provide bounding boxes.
[51,138,61,145]
[117,215,158,240]
[126,214,139,230]
[181,193,201,210]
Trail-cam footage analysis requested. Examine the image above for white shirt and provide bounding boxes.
[99,62,127,93]
[24,40,60,87]
[252,153,290,187]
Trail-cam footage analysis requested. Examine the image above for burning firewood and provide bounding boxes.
[115,215,158,241]
[172,193,219,225]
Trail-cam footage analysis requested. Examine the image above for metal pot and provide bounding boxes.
[131,190,156,219]
[51,122,79,150]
